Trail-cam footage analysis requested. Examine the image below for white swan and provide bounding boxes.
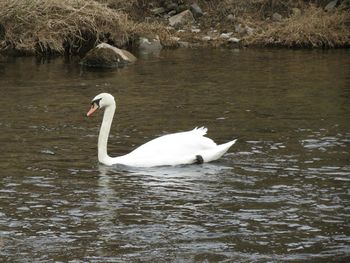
[87,93,237,167]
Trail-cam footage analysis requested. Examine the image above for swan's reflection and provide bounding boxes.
[95,163,234,245]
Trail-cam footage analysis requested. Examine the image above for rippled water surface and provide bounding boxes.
[0,49,349,262]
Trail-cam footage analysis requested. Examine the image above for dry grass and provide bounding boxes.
[0,0,348,55]
[203,0,303,18]
[0,0,135,55]
[0,0,177,55]
[0,0,139,55]
[246,5,350,48]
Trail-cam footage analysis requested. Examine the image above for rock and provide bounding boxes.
[245,26,254,36]
[235,24,246,34]
[234,24,254,36]
[176,4,187,14]
[202,36,211,41]
[227,14,235,22]
[220,32,233,39]
[170,36,180,42]
[138,35,162,54]
[228,37,240,43]
[190,3,203,19]
[165,2,178,12]
[169,10,195,27]
[178,41,190,48]
[80,43,136,68]
[191,28,201,33]
[168,10,177,16]
[325,0,340,12]
[272,12,283,22]
[151,7,166,16]
[291,8,301,17]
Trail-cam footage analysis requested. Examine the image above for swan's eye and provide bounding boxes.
[91,98,102,108]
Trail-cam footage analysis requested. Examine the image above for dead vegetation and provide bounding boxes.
[198,0,350,48]
[0,0,133,55]
[245,5,350,48]
[0,0,172,56]
[0,0,349,56]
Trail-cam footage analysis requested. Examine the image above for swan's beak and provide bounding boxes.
[87,104,98,117]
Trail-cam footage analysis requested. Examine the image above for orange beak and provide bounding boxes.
[87,104,98,117]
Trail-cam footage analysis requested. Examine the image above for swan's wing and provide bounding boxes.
[125,127,216,158]
[113,127,236,167]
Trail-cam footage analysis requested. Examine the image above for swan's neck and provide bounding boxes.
[98,104,116,164]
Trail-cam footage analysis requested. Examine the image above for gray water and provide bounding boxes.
[0,48,349,262]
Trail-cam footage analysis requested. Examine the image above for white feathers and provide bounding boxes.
[90,93,237,167]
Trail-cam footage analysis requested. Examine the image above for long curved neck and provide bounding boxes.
[98,103,116,164]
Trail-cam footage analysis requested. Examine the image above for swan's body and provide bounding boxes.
[87,93,237,167]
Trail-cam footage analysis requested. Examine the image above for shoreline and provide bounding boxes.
[0,0,349,58]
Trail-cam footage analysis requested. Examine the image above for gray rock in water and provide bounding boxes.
[272,12,283,22]
[138,35,162,54]
[81,43,136,68]
[169,10,195,27]
[190,3,203,19]
[325,0,340,12]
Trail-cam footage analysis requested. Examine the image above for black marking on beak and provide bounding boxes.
[91,98,102,108]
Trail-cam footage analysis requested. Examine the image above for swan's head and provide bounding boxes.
[87,93,115,117]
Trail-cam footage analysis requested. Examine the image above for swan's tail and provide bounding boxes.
[199,139,237,163]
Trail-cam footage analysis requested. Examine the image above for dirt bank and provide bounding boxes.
[0,0,349,57]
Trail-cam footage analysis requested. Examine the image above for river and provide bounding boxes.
[0,48,349,262]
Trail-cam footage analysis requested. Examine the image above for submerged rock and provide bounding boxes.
[81,43,136,68]
[138,35,162,54]
[169,10,195,27]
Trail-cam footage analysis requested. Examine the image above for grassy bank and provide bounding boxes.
[246,6,350,48]
[0,0,349,56]
[0,0,171,56]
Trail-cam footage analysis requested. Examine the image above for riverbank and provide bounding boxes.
[0,0,349,57]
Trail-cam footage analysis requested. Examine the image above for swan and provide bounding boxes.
[87,93,237,167]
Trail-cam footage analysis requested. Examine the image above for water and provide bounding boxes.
[0,49,349,262]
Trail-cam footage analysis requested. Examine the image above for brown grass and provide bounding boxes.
[0,0,175,56]
[0,0,348,56]
[0,0,134,55]
[245,5,350,48]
